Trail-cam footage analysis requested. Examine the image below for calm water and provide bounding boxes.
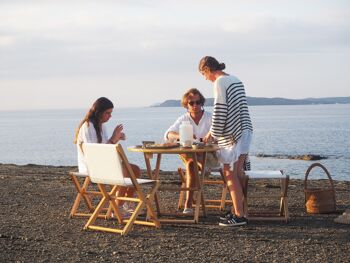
[0,104,349,181]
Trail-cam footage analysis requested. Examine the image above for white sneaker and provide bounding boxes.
[334,214,350,224]
[183,208,194,214]
[110,208,132,219]
[123,202,135,213]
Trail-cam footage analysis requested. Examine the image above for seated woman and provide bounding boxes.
[74,97,139,215]
[164,88,212,214]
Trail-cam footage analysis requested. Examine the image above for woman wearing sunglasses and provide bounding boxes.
[199,56,253,227]
[74,97,140,216]
[164,88,212,214]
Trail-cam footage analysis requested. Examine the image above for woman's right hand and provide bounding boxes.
[110,124,124,143]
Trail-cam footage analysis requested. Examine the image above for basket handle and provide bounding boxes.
[304,163,334,191]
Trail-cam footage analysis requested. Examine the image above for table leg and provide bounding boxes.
[199,152,207,218]
[143,153,162,216]
[193,153,207,222]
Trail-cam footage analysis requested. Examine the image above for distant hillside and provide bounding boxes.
[152,96,350,107]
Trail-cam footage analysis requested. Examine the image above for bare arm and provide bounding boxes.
[166,131,179,141]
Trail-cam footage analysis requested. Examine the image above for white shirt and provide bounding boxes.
[76,121,109,173]
[164,111,212,141]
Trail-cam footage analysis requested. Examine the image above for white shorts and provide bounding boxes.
[216,130,252,165]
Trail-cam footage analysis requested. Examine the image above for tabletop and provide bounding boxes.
[128,144,219,154]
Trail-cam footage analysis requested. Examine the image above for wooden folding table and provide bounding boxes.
[128,144,219,223]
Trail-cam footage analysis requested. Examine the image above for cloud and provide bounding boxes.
[0,35,14,46]
[0,0,349,110]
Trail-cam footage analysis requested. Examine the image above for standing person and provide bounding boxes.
[199,56,253,226]
[74,97,139,215]
[164,88,212,214]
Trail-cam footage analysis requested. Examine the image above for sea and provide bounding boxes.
[0,104,349,181]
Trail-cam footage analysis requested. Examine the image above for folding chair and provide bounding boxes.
[82,143,160,235]
[69,142,117,218]
[244,170,289,222]
[177,166,232,212]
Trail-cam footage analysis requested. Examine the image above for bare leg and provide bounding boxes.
[184,160,196,209]
[224,154,247,217]
[237,154,248,193]
[184,154,203,209]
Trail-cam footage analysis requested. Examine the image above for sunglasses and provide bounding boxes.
[188,100,202,106]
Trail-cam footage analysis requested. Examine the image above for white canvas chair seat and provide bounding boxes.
[82,143,160,236]
[243,170,289,222]
[93,177,155,187]
[245,170,285,179]
[71,172,89,177]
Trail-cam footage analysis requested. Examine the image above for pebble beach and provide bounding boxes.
[0,164,349,262]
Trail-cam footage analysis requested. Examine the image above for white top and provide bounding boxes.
[164,111,212,141]
[76,121,109,173]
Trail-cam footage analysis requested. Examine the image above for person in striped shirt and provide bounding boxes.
[199,56,253,227]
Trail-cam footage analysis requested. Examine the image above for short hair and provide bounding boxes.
[181,88,206,108]
[198,56,225,72]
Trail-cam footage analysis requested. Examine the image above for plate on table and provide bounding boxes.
[144,142,180,149]
[131,145,143,149]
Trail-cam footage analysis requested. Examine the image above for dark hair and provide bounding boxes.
[74,97,114,144]
[181,88,206,108]
[198,56,225,72]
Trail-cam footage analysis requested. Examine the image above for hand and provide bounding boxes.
[167,132,179,142]
[110,124,124,143]
[203,132,212,144]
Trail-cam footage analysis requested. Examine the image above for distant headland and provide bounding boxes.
[151,96,350,107]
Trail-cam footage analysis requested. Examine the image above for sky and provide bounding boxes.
[0,0,349,111]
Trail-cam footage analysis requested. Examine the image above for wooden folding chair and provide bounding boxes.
[177,166,232,211]
[244,170,289,222]
[82,143,160,235]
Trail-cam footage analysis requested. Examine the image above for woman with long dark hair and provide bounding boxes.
[74,97,139,215]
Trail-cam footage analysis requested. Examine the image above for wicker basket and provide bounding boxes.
[304,163,336,214]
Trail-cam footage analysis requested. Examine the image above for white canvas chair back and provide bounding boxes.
[82,143,126,185]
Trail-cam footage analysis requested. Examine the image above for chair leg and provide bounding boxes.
[84,184,123,232]
[122,201,146,235]
[284,197,289,222]
[84,195,108,230]
[177,167,186,210]
[242,175,249,216]
[70,175,94,217]
[145,181,160,227]
[106,185,120,219]
[123,182,160,234]
[280,176,289,222]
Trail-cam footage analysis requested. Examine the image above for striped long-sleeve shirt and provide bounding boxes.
[210,74,253,147]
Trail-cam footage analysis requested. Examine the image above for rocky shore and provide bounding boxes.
[0,164,349,262]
